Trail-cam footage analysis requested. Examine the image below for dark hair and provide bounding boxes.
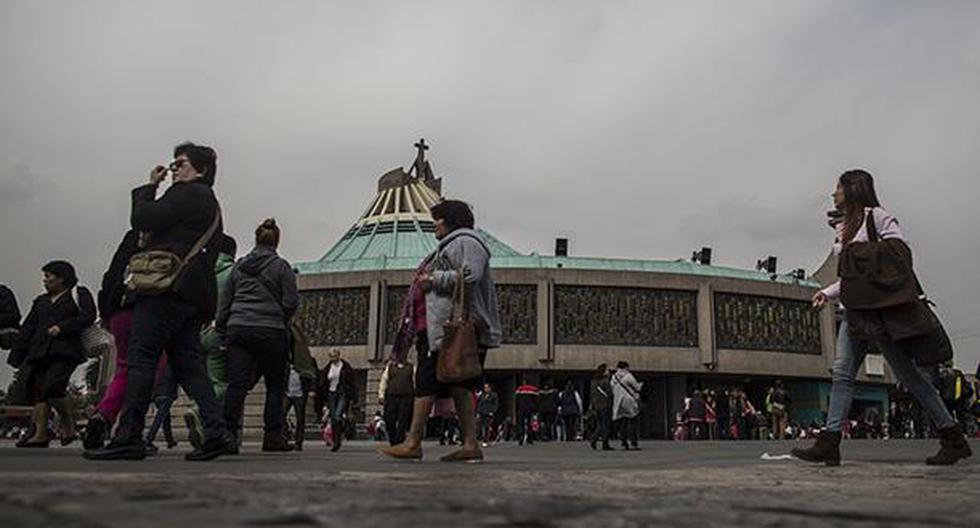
[430,199,474,231]
[838,169,881,243]
[617,361,629,369]
[215,234,237,257]
[174,142,218,186]
[255,218,281,248]
[594,363,608,377]
[42,260,77,288]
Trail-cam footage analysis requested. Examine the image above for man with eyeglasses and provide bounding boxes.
[85,142,235,461]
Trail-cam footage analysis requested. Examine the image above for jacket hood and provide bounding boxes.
[215,252,236,275]
[238,246,279,276]
[436,228,488,252]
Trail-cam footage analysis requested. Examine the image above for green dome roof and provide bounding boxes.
[296,141,818,287]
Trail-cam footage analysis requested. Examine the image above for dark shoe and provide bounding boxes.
[83,414,108,450]
[185,434,235,462]
[144,443,159,456]
[294,443,303,452]
[621,443,630,451]
[60,434,78,447]
[166,440,178,449]
[184,413,203,451]
[262,433,295,452]
[17,438,51,448]
[83,440,147,461]
[589,439,597,450]
[926,425,973,466]
[792,431,841,466]
[601,443,614,451]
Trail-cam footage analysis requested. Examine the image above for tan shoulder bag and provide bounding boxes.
[125,208,221,295]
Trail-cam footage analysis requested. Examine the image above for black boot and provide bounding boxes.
[926,425,972,466]
[262,432,295,452]
[791,430,841,466]
[83,413,108,450]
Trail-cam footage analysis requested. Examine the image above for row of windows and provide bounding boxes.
[295,286,822,354]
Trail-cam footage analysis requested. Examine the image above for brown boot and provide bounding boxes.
[19,404,51,448]
[791,430,841,466]
[926,424,973,466]
[378,444,423,460]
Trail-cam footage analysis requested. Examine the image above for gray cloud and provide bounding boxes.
[1,1,979,385]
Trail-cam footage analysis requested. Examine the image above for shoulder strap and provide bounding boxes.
[865,208,880,243]
[185,206,222,263]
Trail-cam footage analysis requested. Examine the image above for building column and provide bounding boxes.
[697,283,716,368]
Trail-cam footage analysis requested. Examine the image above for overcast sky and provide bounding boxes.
[2,1,978,387]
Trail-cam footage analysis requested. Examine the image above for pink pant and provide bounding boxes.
[95,309,134,423]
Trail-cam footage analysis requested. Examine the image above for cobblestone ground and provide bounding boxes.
[0,439,976,528]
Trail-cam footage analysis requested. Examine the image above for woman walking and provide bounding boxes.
[611,361,642,450]
[379,199,502,462]
[218,219,299,452]
[319,348,356,452]
[84,230,139,449]
[11,261,95,447]
[793,169,971,466]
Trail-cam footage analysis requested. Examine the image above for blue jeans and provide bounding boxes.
[826,321,955,432]
[114,295,227,445]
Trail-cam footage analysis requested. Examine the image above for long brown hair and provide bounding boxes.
[838,169,881,243]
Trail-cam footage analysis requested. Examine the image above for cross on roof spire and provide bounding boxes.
[410,138,433,181]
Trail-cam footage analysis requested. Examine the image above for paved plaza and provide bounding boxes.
[0,439,976,528]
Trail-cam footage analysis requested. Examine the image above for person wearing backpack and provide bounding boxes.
[794,169,970,466]
[11,261,95,447]
[219,219,299,452]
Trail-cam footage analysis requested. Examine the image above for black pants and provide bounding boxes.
[223,326,289,439]
[561,414,579,441]
[617,416,639,447]
[114,296,227,445]
[541,412,557,441]
[517,411,535,444]
[383,394,413,446]
[283,395,308,447]
[592,408,611,445]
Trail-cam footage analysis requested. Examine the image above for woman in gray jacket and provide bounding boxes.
[380,199,501,463]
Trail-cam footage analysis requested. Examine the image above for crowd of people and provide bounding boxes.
[0,156,975,466]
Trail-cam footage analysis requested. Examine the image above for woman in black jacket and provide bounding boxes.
[318,348,356,452]
[12,261,95,447]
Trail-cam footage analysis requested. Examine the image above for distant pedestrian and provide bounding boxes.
[476,383,499,446]
[611,362,642,450]
[319,348,357,452]
[558,381,582,442]
[11,261,95,447]
[686,390,707,440]
[538,382,559,441]
[379,358,415,446]
[768,381,791,439]
[219,219,299,452]
[515,380,539,445]
[589,364,613,451]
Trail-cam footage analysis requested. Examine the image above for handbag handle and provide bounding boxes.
[867,208,931,300]
[449,267,470,322]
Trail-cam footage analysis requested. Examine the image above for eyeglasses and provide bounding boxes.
[169,159,187,172]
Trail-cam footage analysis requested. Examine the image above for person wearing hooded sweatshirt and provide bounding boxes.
[219,219,299,452]
[184,234,237,449]
[12,260,95,447]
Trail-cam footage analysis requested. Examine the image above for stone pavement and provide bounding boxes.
[0,439,976,528]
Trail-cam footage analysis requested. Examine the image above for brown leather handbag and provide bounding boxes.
[436,270,482,383]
